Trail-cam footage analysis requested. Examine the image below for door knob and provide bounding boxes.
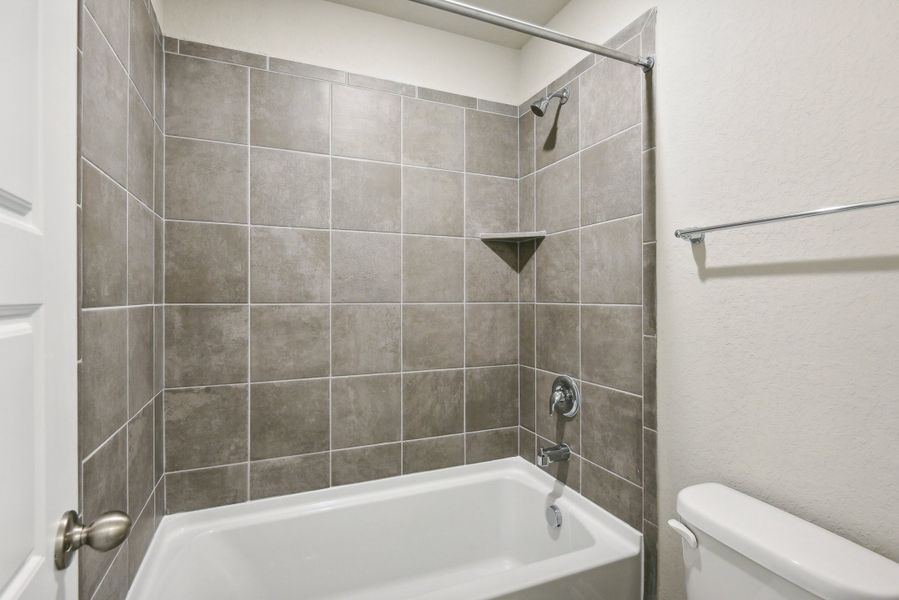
[54,510,131,570]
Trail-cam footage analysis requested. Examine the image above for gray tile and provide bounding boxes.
[518,113,535,177]
[127,196,155,304]
[250,453,330,499]
[347,73,415,96]
[466,366,518,431]
[250,147,329,228]
[582,383,642,484]
[536,230,579,303]
[153,306,164,395]
[581,460,642,530]
[128,498,154,581]
[332,232,401,302]
[179,40,266,68]
[250,379,330,459]
[643,336,657,430]
[518,173,535,231]
[644,243,657,335]
[331,374,402,449]
[82,12,128,184]
[332,158,401,232]
[519,367,536,432]
[547,54,595,93]
[154,39,164,126]
[269,57,346,83]
[417,87,476,108]
[644,428,657,524]
[154,214,163,302]
[535,304,580,376]
[250,69,330,153]
[165,221,248,303]
[165,136,248,223]
[331,443,401,486]
[580,126,642,226]
[535,79,578,170]
[477,99,517,116]
[403,236,463,302]
[163,36,178,52]
[580,216,642,304]
[466,428,517,464]
[79,309,127,456]
[88,543,127,600]
[82,427,126,522]
[153,125,163,214]
[127,402,155,515]
[332,85,401,162]
[466,110,517,178]
[402,98,464,171]
[127,85,154,205]
[129,0,155,110]
[250,305,330,381]
[535,370,580,453]
[165,305,248,387]
[644,519,659,600]
[643,148,656,241]
[154,392,164,481]
[403,304,463,370]
[465,240,518,302]
[165,385,248,470]
[128,306,154,415]
[537,434,581,490]
[535,154,578,233]
[84,0,128,65]
[580,38,642,149]
[250,227,329,303]
[165,53,248,143]
[403,370,464,440]
[81,162,126,307]
[465,174,517,236]
[519,427,536,463]
[519,241,536,303]
[331,305,401,376]
[403,436,464,474]
[465,304,517,367]
[581,305,642,393]
[402,167,463,236]
[519,304,534,367]
[166,464,248,513]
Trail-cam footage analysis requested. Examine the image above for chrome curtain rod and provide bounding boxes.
[406,0,654,72]
[675,196,899,244]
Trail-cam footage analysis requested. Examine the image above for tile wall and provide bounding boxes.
[516,9,658,599]
[77,0,165,598]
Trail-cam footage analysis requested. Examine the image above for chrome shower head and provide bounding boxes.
[530,87,569,117]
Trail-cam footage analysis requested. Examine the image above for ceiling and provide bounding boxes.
[326,0,571,49]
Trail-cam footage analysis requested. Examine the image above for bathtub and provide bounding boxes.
[128,457,642,599]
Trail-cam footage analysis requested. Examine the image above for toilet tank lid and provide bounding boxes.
[677,483,899,600]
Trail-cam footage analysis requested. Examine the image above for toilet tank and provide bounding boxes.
[673,483,899,600]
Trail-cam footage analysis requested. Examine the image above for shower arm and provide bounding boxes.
[406,0,654,72]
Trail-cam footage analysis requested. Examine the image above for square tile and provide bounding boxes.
[127,500,155,581]
[165,221,248,303]
[519,367,536,432]
[644,428,657,524]
[402,167,463,236]
[537,434,581,490]
[82,428,126,522]
[581,305,642,393]
[581,460,642,530]
[331,443,401,486]
[465,366,518,431]
[403,304,463,370]
[518,174,535,231]
[166,464,248,513]
[418,87,475,108]
[179,40,266,68]
[582,382,642,484]
[154,213,164,303]
[331,374,402,449]
[535,79,579,170]
[466,428,517,464]
[403,370,464,439]
[84,0,128,64]
[643,336,657,429]
[127,196,155,304]
[165,385,248,471]
[250,69,330,153]
[128,306,154,415]
[465,175,517,236]
[165,137,248,223]
[644,242,657,335]
[129,0,155,111]
[580,216,642,304]
[251,380,329,459]
[535,370,580,453]
[465,304,517,367]
[127,85,154,205]
[250,227,329,303]
[465,240,518,303]
[643,148,656,241]
[536,230,579,303]
[535,304,580,376]
[332,159,401,232]
[535,154,578,233]
[403,98,463,171]
[580,126,642,225]
[403,236,463,302]
[403,436,464,474]
[165,53,248,143]
[250,305,330,381]
[81,162,126,307]
[519,304,534,367]
[165,306,248,387]
[465,110,517,177]
[347,73,414,96]
[250,453,330,500]
[332,231,401,302]
[519,427,536,462]
[269,57,345,83]
[580,38,641,149]
[518,113,535,177]
[250,147,329,228]
[332,305,401,376]
[332,85,401,162]
[79,309,127,456]
[127,402,155,515]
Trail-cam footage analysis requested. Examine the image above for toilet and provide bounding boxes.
[670,483,899,600]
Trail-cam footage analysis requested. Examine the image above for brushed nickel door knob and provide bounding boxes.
[54,510,131,570]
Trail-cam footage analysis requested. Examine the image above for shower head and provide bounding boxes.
[530,87,570,117]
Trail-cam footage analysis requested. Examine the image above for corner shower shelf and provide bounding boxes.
[479,231,546,243]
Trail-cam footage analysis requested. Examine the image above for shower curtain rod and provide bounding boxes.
[407,0,655,71]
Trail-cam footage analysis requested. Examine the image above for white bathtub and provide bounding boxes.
[128,457,642,600]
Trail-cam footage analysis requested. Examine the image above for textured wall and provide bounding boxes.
[515,11,658,598]
[160,39,524,512]
[77,0,165,598]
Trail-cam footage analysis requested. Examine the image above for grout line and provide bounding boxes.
[328,80,334,487]
[245,67,252,498]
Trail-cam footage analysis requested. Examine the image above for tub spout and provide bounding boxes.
[537,443,571,467]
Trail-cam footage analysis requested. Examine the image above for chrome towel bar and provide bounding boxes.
[674,196,899,244]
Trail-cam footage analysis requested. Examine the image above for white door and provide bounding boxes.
[0,0,78,598]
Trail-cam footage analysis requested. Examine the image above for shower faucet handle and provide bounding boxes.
[548,375,580,418]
